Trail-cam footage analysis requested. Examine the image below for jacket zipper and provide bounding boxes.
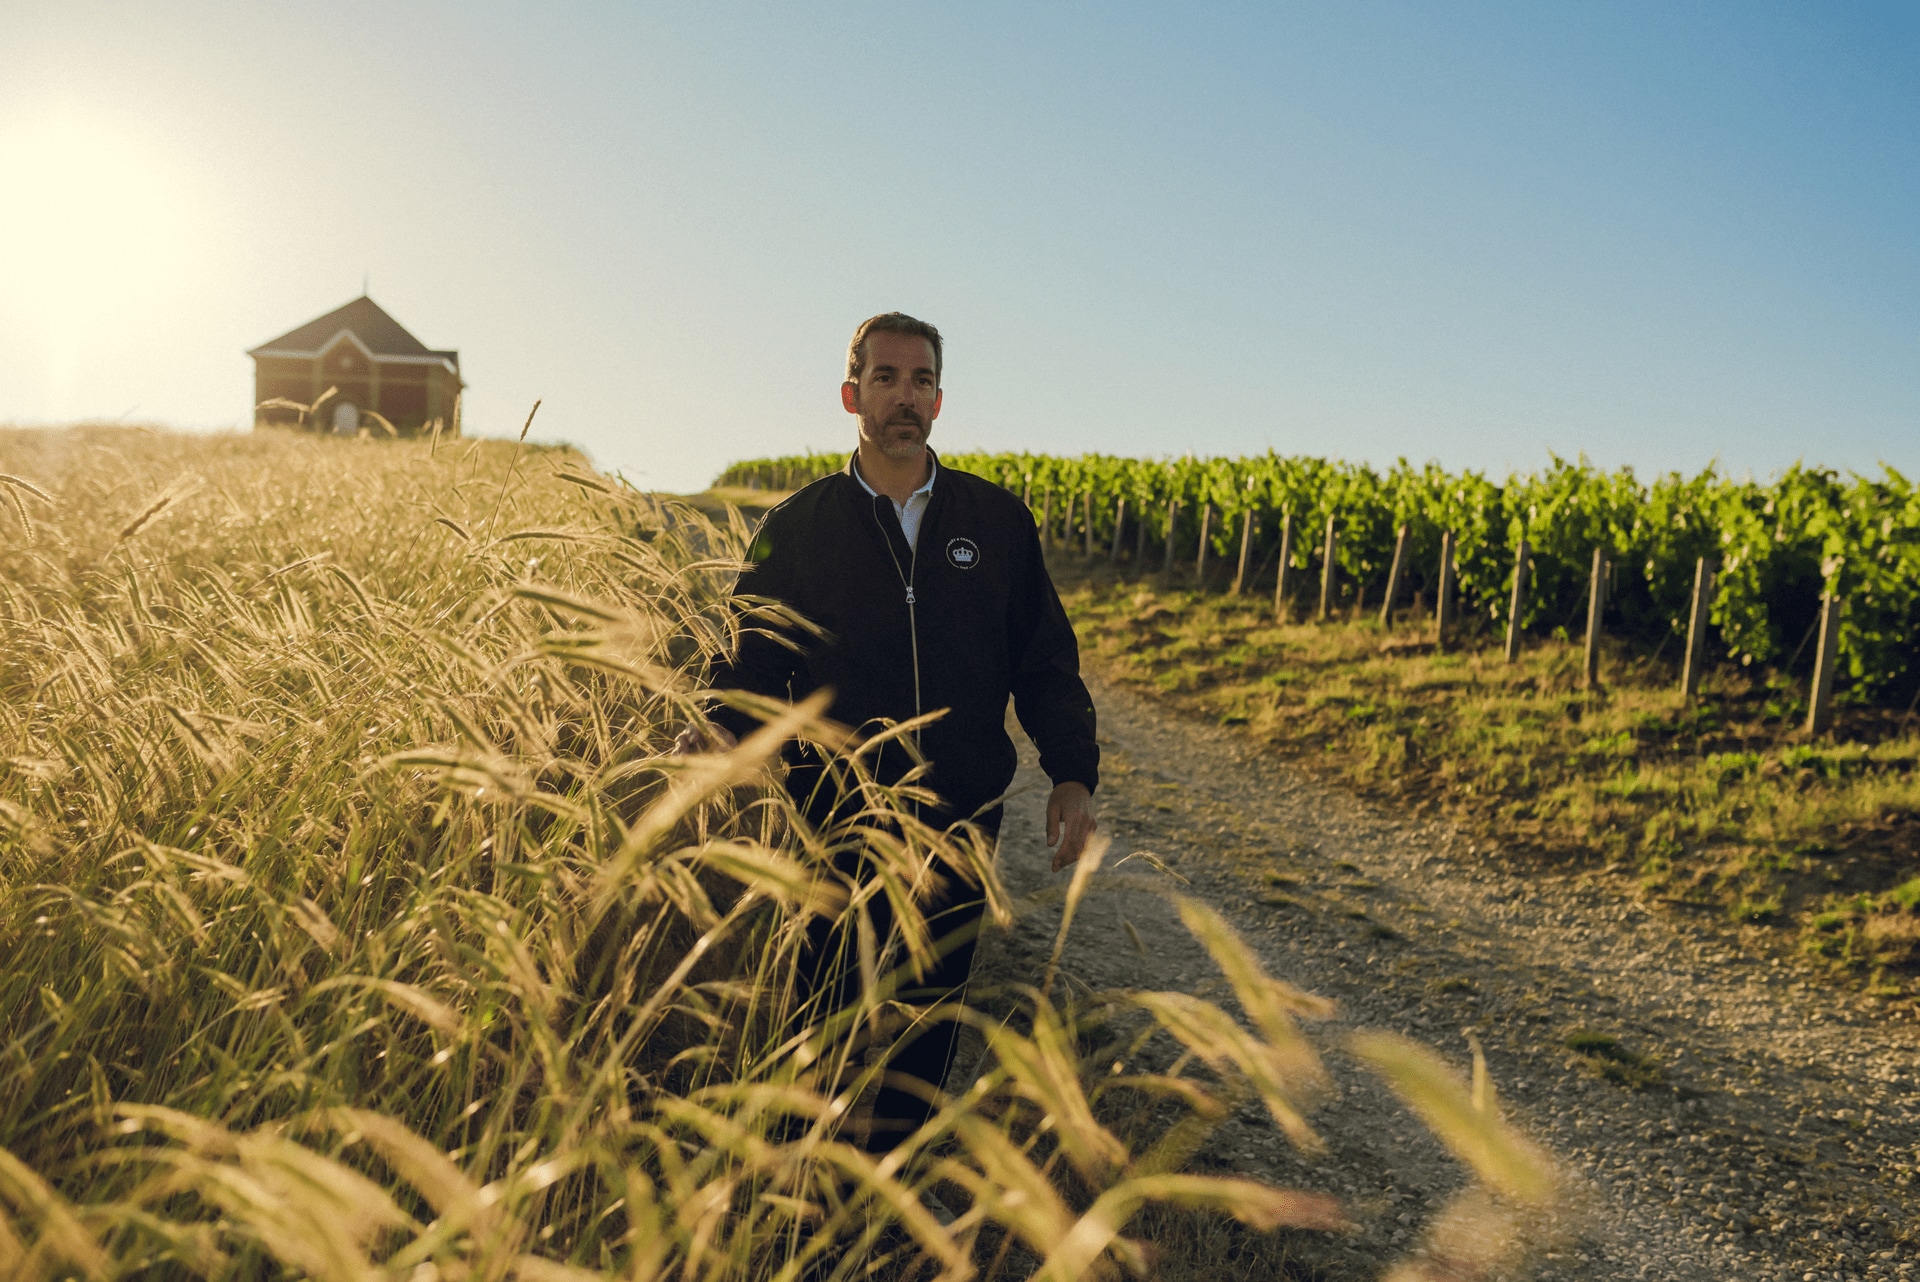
[904,543,922,731]
[871,498,924,737]
[869,501,926,937]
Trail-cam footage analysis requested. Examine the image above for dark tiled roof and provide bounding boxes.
[249,296,451,361]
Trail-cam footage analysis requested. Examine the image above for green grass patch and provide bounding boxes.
[1565,1030,1663,1090]
[1053,557,1920,1001]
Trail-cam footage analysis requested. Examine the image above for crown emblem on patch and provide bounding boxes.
[946,537,980,570]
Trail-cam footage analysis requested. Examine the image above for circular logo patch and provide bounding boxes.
[946,537,981,570]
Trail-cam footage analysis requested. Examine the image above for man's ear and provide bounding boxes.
[929,389,943,421]
[840,381,859,414]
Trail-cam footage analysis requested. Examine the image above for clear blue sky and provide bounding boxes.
[2,2,1914,491]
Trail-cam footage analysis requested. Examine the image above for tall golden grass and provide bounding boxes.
[0,426,1556,1280]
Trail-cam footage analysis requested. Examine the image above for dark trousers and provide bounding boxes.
[799,806,998,1153]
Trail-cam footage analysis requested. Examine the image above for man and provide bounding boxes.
[699,311,1098,1150]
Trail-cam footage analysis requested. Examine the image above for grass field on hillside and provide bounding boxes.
[0,428,1555,1281]
[1046,556,1920,1005]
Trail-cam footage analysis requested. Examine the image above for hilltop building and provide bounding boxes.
[248,296,462,436]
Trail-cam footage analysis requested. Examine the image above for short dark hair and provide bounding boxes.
[846,312,943,386]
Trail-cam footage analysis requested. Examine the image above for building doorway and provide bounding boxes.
[332,402,360,435]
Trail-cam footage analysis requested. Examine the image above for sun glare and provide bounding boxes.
[0,114,202,413]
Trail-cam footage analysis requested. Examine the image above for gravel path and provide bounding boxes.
[969,671,1920,1281]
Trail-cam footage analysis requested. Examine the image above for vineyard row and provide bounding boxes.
[715,450,1920,707]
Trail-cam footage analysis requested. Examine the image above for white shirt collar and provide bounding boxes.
[851,452,937,501]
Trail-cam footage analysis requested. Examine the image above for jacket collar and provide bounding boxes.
[843,448,946,569]
[843,447,940,498]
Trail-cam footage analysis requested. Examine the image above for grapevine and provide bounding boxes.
[714,451,1919,703]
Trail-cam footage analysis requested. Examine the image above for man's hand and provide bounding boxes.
[1046,781,1097,872]
[672,722,738,756]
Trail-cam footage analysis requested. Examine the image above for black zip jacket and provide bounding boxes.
[707,452,1098,826]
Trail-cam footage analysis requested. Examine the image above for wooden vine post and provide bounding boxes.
[1273,512,1294,622]
[1504,538,1530,662]
[1317,514,1339,621]
[1162,500,1181,575]
[1807,583,1843,736]
[1583,547,1608,689]
[1680,557,1716,702]
[1040,491,1053,550]
[1433,531,1456,648]
[1135,507,1149,567]
[1083,492,1096,557]
[1195,504,1213,580]
[1378,524,1409,628]
[1022,473,1032,508]
[1110,498,1127,563]
[1233,509,1256,595]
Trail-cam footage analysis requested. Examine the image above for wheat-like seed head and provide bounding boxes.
[0,424,1561,1282]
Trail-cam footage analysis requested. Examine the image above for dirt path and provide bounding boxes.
[969,672,1920,1282]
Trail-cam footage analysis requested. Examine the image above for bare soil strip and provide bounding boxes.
[973,672,1919,1281]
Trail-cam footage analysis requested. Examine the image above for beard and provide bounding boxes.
[869,413,929,461]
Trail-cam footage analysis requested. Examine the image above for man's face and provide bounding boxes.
[842,331,942,461]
